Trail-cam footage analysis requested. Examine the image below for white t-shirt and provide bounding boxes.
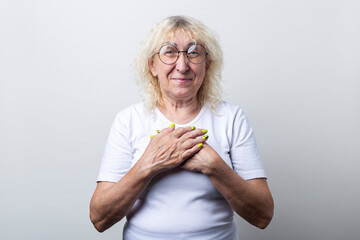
[97,101,266,239]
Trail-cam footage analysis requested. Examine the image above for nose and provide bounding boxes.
[176,51,189,73]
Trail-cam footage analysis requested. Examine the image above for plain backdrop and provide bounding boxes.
[1,0,359,239]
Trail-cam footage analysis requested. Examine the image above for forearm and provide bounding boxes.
[90,126,208,232]
[90,163,154,232]
[205,160,274,229]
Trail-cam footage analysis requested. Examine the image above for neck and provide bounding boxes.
[158,96,202,125]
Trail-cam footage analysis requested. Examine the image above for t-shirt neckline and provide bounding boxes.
[155,105,206,127]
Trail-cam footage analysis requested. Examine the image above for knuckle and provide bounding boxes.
[177,127,186,135]
[163,127,172,133]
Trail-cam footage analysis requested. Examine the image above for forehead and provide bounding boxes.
[162,28,198,46]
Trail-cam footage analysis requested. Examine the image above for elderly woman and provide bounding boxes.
[90,16,274,239]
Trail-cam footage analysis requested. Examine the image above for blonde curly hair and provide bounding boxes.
[135,16,223,111]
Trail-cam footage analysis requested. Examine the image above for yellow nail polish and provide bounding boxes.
[156,130,160,133]
[202,129,208,134]
[191,126,196,130]
[169,123,175,128]
[150,135,154,138]
[198,143,203,148]
[202,135,209,140]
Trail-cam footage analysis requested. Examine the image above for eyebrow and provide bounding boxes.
[164,41,196,47]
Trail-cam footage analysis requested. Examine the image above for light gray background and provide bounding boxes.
[1,0,359,239]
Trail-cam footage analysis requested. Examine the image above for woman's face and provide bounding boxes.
[149,29,207,104]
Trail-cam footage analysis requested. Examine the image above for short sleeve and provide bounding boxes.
[229,108,267,180]
[97,112,133,182]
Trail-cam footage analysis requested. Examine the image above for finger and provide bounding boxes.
[187,128,208,137]
[179,128,209,144]
[181,134,209,150]
[149,125,174,141]
[156,125,175,136]
[181,141,203,160]
[200,129,208,134]
[172,126,194,138]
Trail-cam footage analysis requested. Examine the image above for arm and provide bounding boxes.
[181,144,274,229]
[90,126,208,232]
[90,162,153,232]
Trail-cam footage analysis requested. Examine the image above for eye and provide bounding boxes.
[188,51,199,56]
[187,45,200,57]
[160,45,177,57]
[165,50,175,55]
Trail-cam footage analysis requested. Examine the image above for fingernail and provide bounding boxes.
[202,129,208,134]
[150,135,154,138]
[191,126,196,130]
[202,135,209,140]
[198,143,203,148]
[156,130,160,133]
[169,123,175,128]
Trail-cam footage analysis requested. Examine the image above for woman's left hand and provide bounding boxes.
[182,143,274,229]
[180,143,219,175]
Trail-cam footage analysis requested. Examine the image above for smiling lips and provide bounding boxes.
[171,77,192,83]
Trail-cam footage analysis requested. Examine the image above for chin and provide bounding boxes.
[172,89,194,97]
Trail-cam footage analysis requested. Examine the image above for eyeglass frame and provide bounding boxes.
[155,43,208,65]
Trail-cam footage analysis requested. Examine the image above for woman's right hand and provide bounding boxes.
[138,125,208,176]
[90,125,208,232]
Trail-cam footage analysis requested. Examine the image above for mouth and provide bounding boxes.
[171,78,193,83]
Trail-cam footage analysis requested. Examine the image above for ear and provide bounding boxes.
[205,60,211,72]
[148,59,158,77]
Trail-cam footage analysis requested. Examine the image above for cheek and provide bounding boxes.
[197,66,207,80]
[156,63,174,77]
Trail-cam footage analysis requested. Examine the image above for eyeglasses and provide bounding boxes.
[156,43,208,65]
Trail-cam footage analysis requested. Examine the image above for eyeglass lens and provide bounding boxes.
[158,44,207,64]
